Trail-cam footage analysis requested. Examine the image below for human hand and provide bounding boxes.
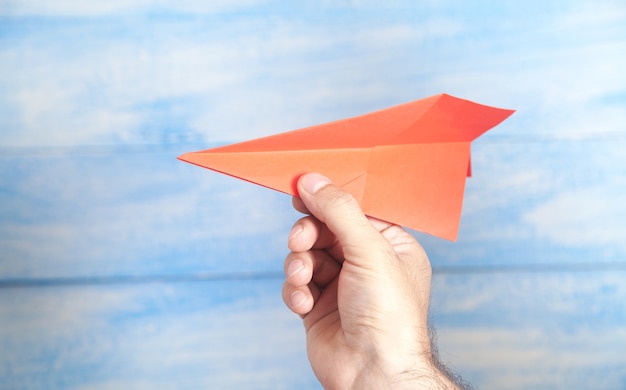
[282,173,462,389]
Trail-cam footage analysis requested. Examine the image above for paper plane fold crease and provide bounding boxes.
[178,93,514,241]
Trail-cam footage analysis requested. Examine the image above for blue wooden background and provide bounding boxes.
[1,1,625,389]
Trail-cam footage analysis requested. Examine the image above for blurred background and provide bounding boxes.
[1,1,625,388]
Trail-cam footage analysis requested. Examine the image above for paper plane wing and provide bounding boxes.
[179,93,514,240]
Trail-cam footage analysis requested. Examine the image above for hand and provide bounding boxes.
[282,173,462,389]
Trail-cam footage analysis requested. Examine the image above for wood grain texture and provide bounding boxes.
[1,1,625,388]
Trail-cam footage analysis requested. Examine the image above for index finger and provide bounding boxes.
[292,196,309,214]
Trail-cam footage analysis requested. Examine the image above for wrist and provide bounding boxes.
[392,363,461,390]
[350,354,460,390]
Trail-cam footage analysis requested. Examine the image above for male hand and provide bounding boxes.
[282,173,461,389]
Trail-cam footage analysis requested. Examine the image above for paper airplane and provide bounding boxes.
[178,93,514,240]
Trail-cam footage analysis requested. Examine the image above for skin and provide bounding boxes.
[282,173,462,389]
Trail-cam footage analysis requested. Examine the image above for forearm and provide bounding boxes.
[342,348,467,390]
[426,326,474,390]
[347,363,463,390]
[357,329,471,389]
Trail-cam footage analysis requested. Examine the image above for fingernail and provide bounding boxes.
[290,290,307,308]
[288,224,303,241]
[286,259,304,278]
[301,173,331,194]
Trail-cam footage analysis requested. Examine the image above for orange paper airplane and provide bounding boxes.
[179,93,514,240]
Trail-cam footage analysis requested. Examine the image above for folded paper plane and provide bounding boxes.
[178,93,514,240]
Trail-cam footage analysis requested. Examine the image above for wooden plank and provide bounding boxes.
[2,139,625,279]
[0,279,319,389]
[1,272,624,389]
[431,270,626,389]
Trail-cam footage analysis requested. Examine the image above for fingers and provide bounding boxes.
[284,249,341,289]
[282,249,340,315]
[296,173,393,268]
[295,196,398,237]
[291,196,309,214]
[288,215,341,259]
[282,280,319,316]
[282,277,340,327]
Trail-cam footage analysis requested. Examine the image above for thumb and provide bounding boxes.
[297,173,392,266]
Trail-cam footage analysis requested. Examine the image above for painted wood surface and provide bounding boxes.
[1,1,625,389]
